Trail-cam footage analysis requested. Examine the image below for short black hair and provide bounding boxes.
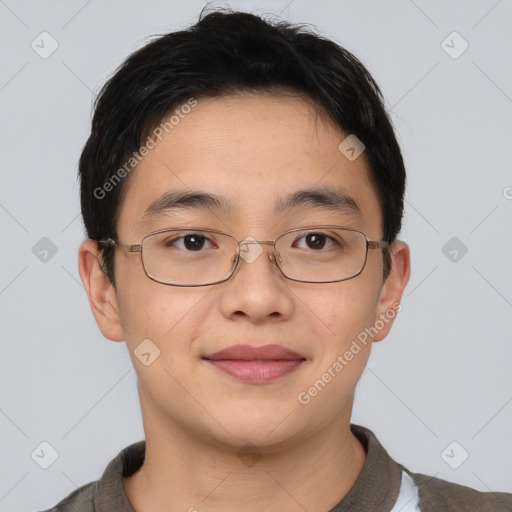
[79,7,406,284]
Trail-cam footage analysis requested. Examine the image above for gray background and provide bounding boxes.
[0,0,511,510]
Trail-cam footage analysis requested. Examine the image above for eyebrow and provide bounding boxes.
[143,186,362,220]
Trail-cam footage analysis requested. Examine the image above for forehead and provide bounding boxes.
[116,92,383,238]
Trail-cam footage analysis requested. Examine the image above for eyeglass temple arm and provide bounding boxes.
[368,240,390,250]
[98,238,142,253]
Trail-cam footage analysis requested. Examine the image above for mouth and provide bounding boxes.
[202,344,306,383]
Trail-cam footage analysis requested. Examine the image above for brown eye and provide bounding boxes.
[293,231,339,251]
[304,233,327,249]
[162,233,213,251]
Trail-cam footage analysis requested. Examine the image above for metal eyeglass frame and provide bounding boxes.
[99,225,390,287]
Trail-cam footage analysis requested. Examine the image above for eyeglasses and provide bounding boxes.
[100,226,389,287]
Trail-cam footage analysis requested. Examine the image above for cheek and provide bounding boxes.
[117,286,208,399]
[312,279,380,346]
[114,264,208,354]
[293,286,377,423]
[301,278,379,375]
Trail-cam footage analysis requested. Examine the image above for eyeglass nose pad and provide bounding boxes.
[269,251,282,264]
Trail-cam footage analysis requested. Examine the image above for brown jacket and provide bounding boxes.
[41,423,512,511]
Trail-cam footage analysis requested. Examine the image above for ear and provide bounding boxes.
[78,239,124,342]
[372,240,411,342]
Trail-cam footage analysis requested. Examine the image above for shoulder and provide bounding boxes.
[38,439,145,511]
[38,481,96,511]
[402,467,512,512]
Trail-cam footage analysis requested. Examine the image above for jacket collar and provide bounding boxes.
[94,423,403,511]
[330,424,403,511]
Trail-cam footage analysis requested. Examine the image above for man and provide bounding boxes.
[44,8,512,512]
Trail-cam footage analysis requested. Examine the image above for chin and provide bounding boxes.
[207,407,306,450]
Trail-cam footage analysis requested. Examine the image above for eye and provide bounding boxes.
[293,231,339,250]
[163,233,215,252]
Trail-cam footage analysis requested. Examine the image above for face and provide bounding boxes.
[80,92,410,450]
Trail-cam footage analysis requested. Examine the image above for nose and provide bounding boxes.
[219,240,294,322]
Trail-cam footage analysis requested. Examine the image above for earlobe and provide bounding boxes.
[78,239,125,342]
[372,240,411,342]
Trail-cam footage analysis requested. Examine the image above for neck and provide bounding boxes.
[123,405,366,512]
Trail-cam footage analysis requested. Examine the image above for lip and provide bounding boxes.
[202,344,306,383]
[204,344,304,361]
